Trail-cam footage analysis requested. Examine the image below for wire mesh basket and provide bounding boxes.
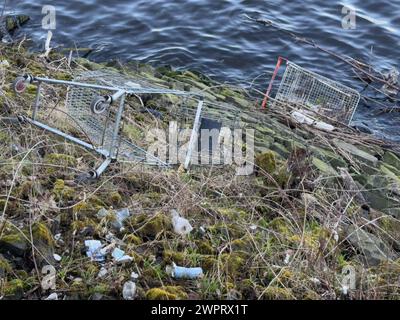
[263,58,360,124]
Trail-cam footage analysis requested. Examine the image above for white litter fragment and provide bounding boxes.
[111,247,133,264]
[45,293,58,300]
[97,207,131,231]
[310,277,321,285]
[122,281,137,300]
[114,208,131,230]
[171,209,193,235]
[53,253,62,262]
[166,263,203,279]
[291,110,335,132]
[97,267,108,279]
[249,225,257,231]
[130,271,139,280]
[284,252,291,265]
[84,240,105,262]
[333,230,339,243]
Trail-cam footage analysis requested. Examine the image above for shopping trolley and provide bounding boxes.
[12,70,204,178]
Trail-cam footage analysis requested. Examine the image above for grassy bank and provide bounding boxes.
[0,42,399,300]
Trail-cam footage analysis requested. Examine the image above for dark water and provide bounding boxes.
[7,0,400,140]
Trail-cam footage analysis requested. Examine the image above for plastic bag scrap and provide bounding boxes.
[84,240,106,262]
[97,207,131,231]
[171,209,193,235]
[112,247,133,264]
[84,240,132,264]
[166,263,203,279]
[291,110,335,132]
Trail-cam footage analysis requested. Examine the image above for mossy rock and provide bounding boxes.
[231,237,253,252]
[312,157,338,176]
[163,250,185,265]
[196,240,215,255]
[255,150,277,174]
[129,213,171,239]
[260,286,293,300]
[3,278,25,298]
[0,230,28,257]
[383,151,400,170]
[73,196,105,215]
[145,286,188,300]
[124,234,143,246]
[44,153,77,174]
[268,217,292,235]
[199,255,219,272]
[222,253,246,276]
[0,254,12,276]
[52,179,75,202]
[107,191,123,206]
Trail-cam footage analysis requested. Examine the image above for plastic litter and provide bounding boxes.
[171,209,193,235]
[84,240,105,262]
[53,253,62,262]
[130,271,139,280]
[166,263,203,279]
[291,110,335,132]
[97,207,131,231]
[97,267,108,278]
[111,247,133,264]
[114,208,131,230]
[45,293,58,300]
[122,281,137,300]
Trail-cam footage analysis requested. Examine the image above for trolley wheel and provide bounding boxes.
[90,96,109,114]
[13,76,28,94]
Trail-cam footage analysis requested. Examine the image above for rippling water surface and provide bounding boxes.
[8,0,400,140]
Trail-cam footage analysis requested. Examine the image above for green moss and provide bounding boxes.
[89,283,111,295]
[145,286,187,300]
[123,123,143,141]
[256,151,277,173]
[53,179,75,202]
[44,153,77,174]
[73,196,105,215]
[163,250,185,265]
[196,240,215,255]
[268,217,292,235]
[260,286,293,300]
[3,278,24,296]
[223,253,246,276]
[125,234,143,245]
[200,256,218,272]
[0,231,28,256]
[108,191,122,205]
[129,213,171,239]
[32,222,54,246]
[0,255,12,273]
[231,237,252,252]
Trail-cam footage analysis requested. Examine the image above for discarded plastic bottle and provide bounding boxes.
[166,263,203,279]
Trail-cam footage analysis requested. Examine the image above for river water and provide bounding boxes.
[8,0,400,140]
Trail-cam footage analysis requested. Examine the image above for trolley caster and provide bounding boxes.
[90,96,110,114]
[74,170,98,184]
[12,74,34,94]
